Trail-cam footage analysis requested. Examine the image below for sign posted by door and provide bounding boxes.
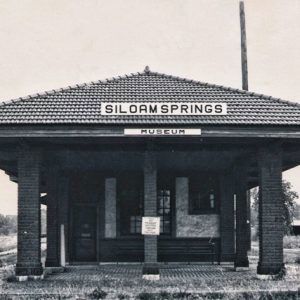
[142,217,160,235]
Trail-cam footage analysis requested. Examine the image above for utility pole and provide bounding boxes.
[240,1,248,91]
[240,1,251,251]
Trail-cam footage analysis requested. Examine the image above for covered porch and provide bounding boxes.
[0,136,297,278]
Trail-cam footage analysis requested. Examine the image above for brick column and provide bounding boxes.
[16,147,43,278]
[234,164,249,269]
[220,171,235,262]
[45,168,60,267]
[143,150,159,275]
[257,144,284,275]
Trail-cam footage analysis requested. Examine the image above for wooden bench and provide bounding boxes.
[116,244,144,263]
[115,240,218,264]
[158,241,217,264]
[186,242,216,265]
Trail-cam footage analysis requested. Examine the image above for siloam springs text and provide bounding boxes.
[101,102,227,115]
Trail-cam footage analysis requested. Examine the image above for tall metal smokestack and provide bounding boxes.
[240,1,248,91]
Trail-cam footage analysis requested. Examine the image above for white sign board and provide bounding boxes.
[142,217,160,235]
[101,102,227,115]
[124,128,201,136]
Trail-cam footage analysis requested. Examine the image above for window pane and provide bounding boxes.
[164,197,170,208]
[160,198,164,208]
[164,215,170,221]
[130,222,135,233]
[164,222,170,233]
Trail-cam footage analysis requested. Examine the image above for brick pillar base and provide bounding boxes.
[16,147,43,277]
[257,144,284,275]
[143,150,159,276]
[235,163,249,269]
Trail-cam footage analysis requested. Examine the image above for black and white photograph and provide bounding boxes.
[0,0,299,299]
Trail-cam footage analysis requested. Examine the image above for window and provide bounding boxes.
[119,172,143,236]
[157,189,171,234]
[189,174,219,214]
[130,216,142,234]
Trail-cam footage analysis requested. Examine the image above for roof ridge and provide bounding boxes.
[148,71,300,109]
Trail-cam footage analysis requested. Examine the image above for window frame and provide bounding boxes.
[118,171,144,237]
[157,188,172,235]
[188,173,220,215]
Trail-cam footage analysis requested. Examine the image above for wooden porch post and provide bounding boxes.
[142,149,159,277]
[58,173,69,265]
[234,162,249,269]
[220,170,235,262]
[45,168,60,267]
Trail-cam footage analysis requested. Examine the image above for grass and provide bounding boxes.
[283,235,300,249]
[0,234,17,252]
[0,236,300,299]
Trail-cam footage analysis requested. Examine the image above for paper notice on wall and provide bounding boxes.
[142,217,160,235]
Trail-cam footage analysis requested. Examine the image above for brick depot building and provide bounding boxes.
[0,69,300,278]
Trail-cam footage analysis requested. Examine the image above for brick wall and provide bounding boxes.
[105,178,117,238]
[16,147,43,276]
[257,143,284,275]
[175,177,220,238]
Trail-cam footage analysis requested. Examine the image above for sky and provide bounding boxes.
[0,0,299,215]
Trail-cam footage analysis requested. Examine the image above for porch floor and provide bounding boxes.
[51,263,236,281]
[2,260,300,299]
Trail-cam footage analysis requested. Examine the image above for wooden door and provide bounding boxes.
[73,205,97,262]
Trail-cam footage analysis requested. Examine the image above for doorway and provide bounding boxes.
[72,205,97,262]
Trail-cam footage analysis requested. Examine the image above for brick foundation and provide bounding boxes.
[257,143,284,275]
[16,146,43,276]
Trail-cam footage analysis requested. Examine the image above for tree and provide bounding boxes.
[0,214,17,235]
[251,180,299,235]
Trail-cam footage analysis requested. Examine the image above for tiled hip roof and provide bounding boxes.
[0,69,299,126]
